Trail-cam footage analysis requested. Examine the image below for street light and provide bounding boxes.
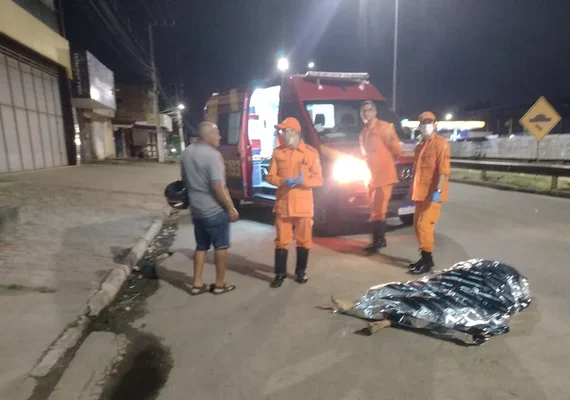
[308,61,315,69]
[445,113,453,121]
[177,104,185,110]
[277,57,289,72]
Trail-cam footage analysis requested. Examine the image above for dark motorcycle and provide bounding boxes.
[164,180,188,210]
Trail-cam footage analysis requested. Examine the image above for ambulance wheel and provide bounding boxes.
[400,214,414,226]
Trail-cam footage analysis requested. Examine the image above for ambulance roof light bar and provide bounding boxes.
[305,71,370,80]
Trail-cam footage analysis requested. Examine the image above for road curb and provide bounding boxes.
[28,205,172,380]
[450,178,570,199]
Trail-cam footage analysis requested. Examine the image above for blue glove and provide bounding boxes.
[284,178,296,187]
[285,173,303,188]
[431,190,441,202]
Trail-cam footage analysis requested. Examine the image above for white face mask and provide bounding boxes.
[420,124,434,136]
[282,130,299,146]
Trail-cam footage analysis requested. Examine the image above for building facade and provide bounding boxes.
[112,83,172,159]
[0,0,75,173]
[71,50,117,162]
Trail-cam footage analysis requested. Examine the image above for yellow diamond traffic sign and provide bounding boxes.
[519,96,561,142]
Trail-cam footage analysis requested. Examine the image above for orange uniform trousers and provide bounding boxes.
[368,184,393,221]
[275,217,313,250]
[413,200,442,252]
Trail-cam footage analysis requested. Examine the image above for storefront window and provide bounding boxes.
[13,0,62,35]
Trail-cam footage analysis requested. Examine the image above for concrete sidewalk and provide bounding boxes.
[0,163,179,394]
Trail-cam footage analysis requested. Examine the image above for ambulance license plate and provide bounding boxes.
[398,205,415,216]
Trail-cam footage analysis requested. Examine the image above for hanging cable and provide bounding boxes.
[165,0,176,23]
[77,1,151,79]
[153,0,167,22]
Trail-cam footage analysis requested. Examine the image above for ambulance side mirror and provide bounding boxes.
[413,130,421,142]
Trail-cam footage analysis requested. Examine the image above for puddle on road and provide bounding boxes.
[108,340,171,400]
[96,217,178,400]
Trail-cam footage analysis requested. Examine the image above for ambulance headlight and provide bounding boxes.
[332,157,371,184]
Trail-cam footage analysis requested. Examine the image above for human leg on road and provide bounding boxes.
[191,217,211,295]
[192,252,208,294]
[193,212,235,295]
[207,212,235,294]
[410,201,441,274]
[331,296,354,313]
[331,296,392,335]
[365,185,392,254]
[293,217,313,283]
[212,248,236,294]
[271,217,293,288]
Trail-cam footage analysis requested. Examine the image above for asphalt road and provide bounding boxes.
[131,183,570,400]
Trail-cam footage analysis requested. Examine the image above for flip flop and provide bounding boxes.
[190,284,210,296]
[210,284,236,295]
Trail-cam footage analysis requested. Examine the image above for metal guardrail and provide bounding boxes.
[451,156,570,164]
[451,159,570,191]
[449,134,570,162]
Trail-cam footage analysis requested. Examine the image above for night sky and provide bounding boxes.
[62,0,570,124]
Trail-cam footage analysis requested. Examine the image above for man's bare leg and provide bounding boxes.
[366,320,392,335]
[214,248,228,287]
[331,296,355,314]
[193,250,207,287]
[331,296,392,334]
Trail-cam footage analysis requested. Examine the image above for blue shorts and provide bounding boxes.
[193,211,230,251]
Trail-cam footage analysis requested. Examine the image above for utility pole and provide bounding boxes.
[176,82,185,152]
[177,108,185,152]
[148,24,163,162]
[358,0,368,71]
[392,0,399,113]
[148,21,174,162]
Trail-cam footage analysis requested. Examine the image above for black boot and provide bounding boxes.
[270,249,288,288]
[409,251,435,275]
[364,220,387,254]
[295,247,309,284]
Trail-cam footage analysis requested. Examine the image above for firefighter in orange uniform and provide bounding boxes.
[359,100,402,254]
[409,111,451,274]
[266,117,323,288]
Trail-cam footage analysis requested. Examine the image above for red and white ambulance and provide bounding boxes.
[203,71,416,234]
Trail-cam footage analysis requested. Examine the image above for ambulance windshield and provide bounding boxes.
[304,100,407,142]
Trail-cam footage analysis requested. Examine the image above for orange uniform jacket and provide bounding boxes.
[360,118,402,188]
[412,134,451,202]
[266,141,323,218]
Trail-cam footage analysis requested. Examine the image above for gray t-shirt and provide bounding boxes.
[180,142,226,218]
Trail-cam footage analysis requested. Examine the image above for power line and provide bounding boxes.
[165,0,176,23]
[86,1,150,67]
[139,0,154,21]
[77,1,151,79]
[77,0,175,109]
[100,1,177,104]
[153,0,166,22]
[140,0,168,23]
[91,0,150,60]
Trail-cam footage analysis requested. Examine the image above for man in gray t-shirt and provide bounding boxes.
[180,122,239,296]
[181,139,226,218]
